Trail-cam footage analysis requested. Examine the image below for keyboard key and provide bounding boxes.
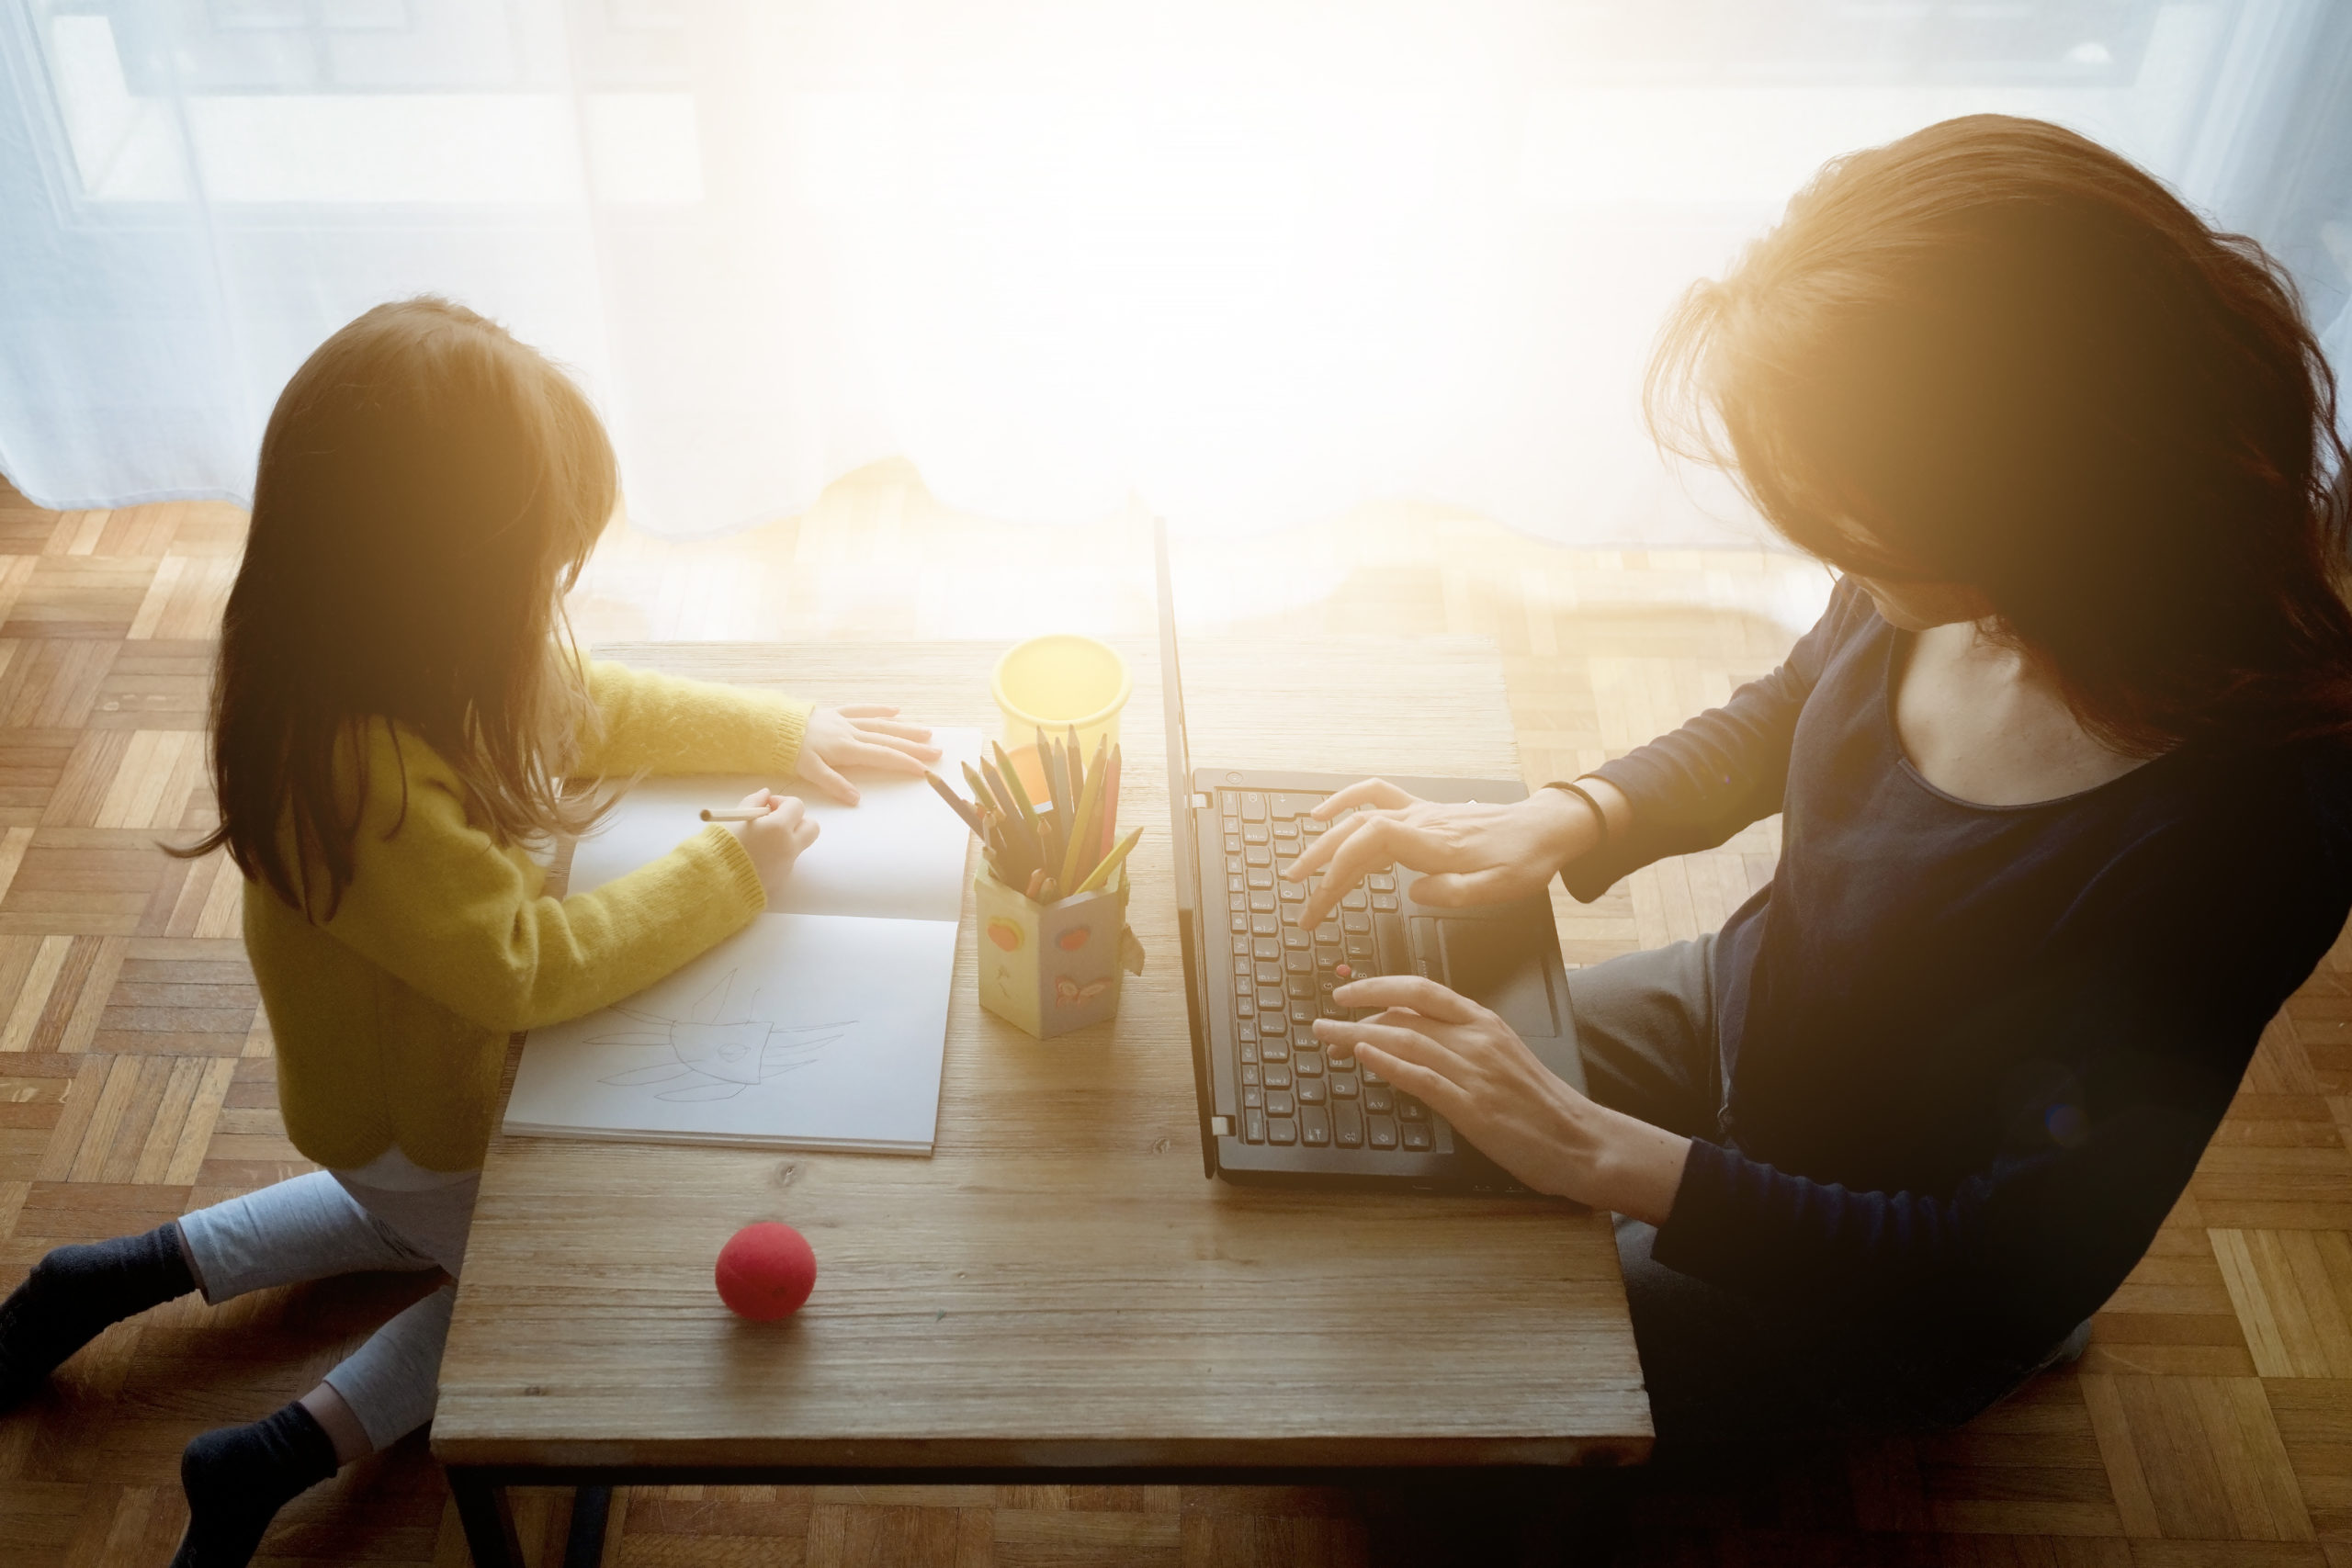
[1264,1065,1293,1089]
[1402,1122,1434,1151]
[1275,792,1322,819]
[1221,790,1241,813]
[1268,1116,1297,1145]
[1315,942,1341,966]
[1288,1001,1317,1025]
[1252,914,1279,936]
[1329,1072,1359,1098]
[1255,937,1282,960]
[1232,934,1252,957]
[1246,866,1273,888]
[1256,985,1284,1010]
[1284,951,1312,975]
[1237,1021,1259,1042]
[1360,1064,1387,1086]
[1376,914,1408,969]
[1259,1039,1291,1063]
[1250,891,1276,913]
[1273,821,1299,842]
[1238,1043,1259,1063]
[1301,1105,1331,1145]
[1342,912,1372,933]
[1283,928,1311,950]
[1258,1012,1288,1037]
[1365,1086,1395,1113]
[1241,792,1267,821]
[1341,889,1368,910]
[1225,834,1242,854]
[1398,1098,1429,1122]
[1242,822,1270,845]
[1242,1084,1263,1109]
[1245,845,1272,868]
[1294,1050,1324,1077]
[1367,1115,1399,1150]
[1230,912,1250,934]
[1343,935,1375,960]
[1244,1109,1267,1143]
[1266,1089,1296,1117]
[1298,1077,1328,1105]
[1237,997,1255,1017]
[1254,961,1280,985]
[1240,1064,1261,1086]
[1229,892,1249,912]
[1371,893,1399,912]
[1368,873,1396,892]
[1301,818,1325,837]
[1284,974,1315,998]
[1335,1100,1364,1147]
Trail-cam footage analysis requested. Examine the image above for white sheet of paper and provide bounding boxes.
[566,727,984,922]
[503,912,958,1153]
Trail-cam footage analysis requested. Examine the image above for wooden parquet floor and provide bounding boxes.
[2,461,2348,1567]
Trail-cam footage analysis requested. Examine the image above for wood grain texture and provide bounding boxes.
[431,637,1652,1470]
[1,463,2347,1563]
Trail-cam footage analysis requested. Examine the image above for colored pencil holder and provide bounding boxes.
[974,864,1146,1039]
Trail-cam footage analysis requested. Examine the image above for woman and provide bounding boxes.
[1287,115,2352,1444]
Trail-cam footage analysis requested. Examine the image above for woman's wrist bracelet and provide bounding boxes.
[1543,775,1618,846]
[1543,778,1612,849]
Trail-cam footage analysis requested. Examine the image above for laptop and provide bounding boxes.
[1157,521,1586,1190]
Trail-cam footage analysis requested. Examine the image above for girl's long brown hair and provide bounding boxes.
[1646,114,2352,755]
[178,298,617,918]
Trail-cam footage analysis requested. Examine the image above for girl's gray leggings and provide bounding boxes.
[175,1168,479,1453]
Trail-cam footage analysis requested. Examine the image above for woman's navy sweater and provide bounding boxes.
[1570,578,2352,1357]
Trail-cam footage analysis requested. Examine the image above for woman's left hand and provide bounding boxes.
[1311,975,1691,1223]
[794,705,942,805]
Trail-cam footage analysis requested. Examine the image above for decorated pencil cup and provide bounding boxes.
[976,861,1146,1040]
[993,635,1129,798]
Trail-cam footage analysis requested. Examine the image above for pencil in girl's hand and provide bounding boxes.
[701,806,767,822]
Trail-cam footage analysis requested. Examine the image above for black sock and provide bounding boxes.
[0,1222,196,1408]
[171,1400,341,1568]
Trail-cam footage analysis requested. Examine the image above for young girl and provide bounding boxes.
[0,299,941,1563]
[1291,116,2352,1443]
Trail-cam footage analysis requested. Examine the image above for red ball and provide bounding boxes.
[715,1222,818,1320]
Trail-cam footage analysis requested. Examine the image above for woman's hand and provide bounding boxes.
[794,705,942,805]
[1285,778,1607,931]
[1310,975,1690,1223]
[729,789,820,906]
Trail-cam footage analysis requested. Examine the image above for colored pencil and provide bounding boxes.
[925,772,986,837]
[1059,735,1107,892]
[1098,745,1120,862]
[991,739,1041,829]
[1073,827,1142,895]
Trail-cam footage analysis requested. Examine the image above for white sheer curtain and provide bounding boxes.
[1,1,2345,543]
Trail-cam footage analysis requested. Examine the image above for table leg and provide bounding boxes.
[448,1468,524,1568]
[564,1484,614,1568]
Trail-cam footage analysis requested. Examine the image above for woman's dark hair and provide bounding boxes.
[177,297,616,916]
[1646,114,2352,755]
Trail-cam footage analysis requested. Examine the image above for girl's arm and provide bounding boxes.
[576,660,815,779]
[317,726,768,1034]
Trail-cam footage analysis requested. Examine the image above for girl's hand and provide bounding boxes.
[1285,778,1605,931]
[729,790,820,906]
[1310,975,1690,1223]
[795,705,942,806]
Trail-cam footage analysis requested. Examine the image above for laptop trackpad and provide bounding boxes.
[1427,916,1562,1040]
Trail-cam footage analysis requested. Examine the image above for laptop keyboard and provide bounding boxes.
[1216,789,1444,1153]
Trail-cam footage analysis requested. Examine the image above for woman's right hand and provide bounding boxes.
[1286,778,1611,930]
[729,789,820,906]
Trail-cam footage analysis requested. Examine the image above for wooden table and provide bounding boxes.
[431,636,1651,1565]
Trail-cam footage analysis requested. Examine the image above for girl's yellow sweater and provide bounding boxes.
[246,661,814,1174]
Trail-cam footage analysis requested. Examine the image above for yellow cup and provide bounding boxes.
[992,635,1130,761]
